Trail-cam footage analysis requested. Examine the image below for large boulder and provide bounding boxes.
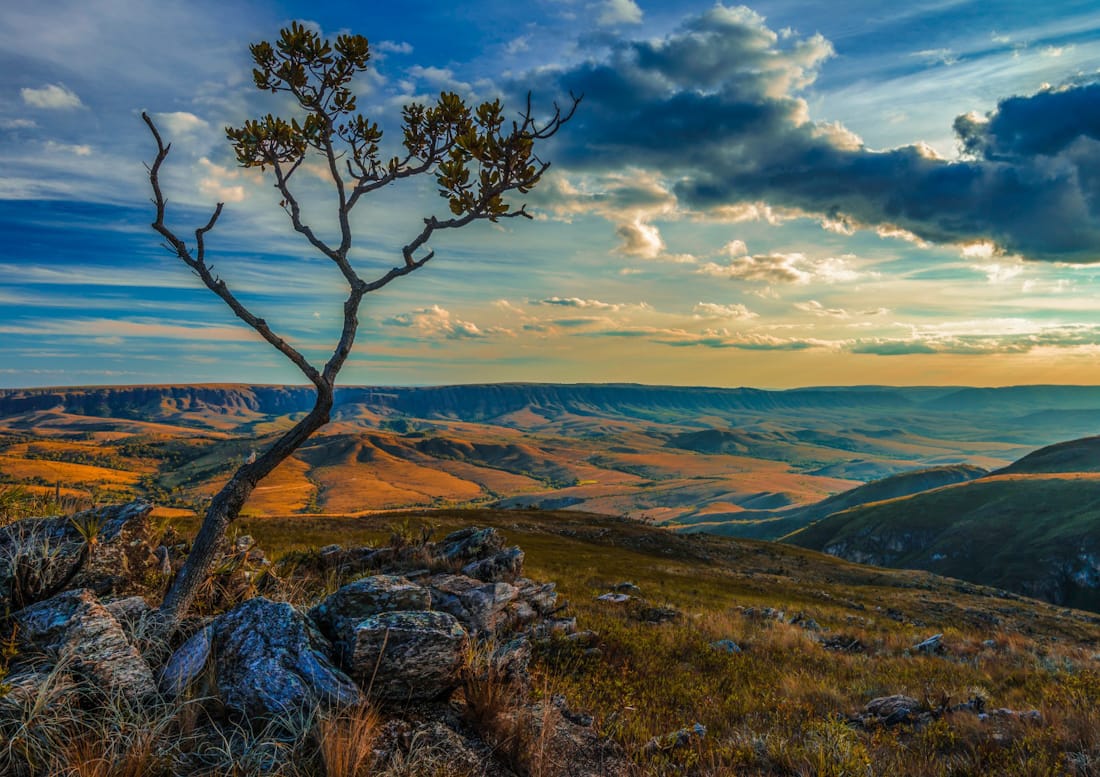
[309,574,430,657]
[13,588,156,703]
[159,597,362,720]
[343,610,467,702]
[429,574,520,636]
[0,501,155,608]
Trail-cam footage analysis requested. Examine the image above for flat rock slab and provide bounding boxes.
[14,588,156,703]
[345,610,467,702]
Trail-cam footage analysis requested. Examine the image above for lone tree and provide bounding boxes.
[144,23,577,624]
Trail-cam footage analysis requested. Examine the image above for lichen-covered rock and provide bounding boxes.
[160,597,362,719]
[310,575,430,656]
[104,595,152,643]
[517,578,559,615]
[0,501,154,608]
[437,527,504,562]
[344,610,467,701]
[13,588,156,702]
[461,546,524,583]
[429,574,520,636]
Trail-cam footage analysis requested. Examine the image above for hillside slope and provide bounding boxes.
[785,473,1100,609]
[229,507,1100,776]
[674,463,987,539]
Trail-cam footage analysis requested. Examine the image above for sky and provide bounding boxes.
[3,0,1100,389]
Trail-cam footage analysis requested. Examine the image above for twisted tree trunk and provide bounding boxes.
[157,386,333,623]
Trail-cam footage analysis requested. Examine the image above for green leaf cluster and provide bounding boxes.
[225,21,558,221]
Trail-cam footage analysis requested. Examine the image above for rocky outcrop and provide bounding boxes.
[13,588,156,703]
[0,501,155,609]
[309,574,431,655]
[160,597,363,719]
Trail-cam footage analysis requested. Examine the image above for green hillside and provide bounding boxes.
[227,507,1100,775]
[785,474,1100,610]
[995,434,1100,475]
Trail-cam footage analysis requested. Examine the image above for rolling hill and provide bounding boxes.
[784,435,1100,609]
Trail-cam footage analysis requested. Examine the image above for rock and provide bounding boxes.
[159,625,214,697]
[429,574,520,635]
[643,723,706,755]
[342,610,467,701]
[865,695,921,724]
[0,501,154,608]
[310,574,431,654]
[596,593,630,603]
[160,597,362,719]
[492,635,532,680]
[982,639,997,648]
[104,595,152,643]
[613,582,642,594]
[437,527,504,562]
[461,546,524,583]
[517,578,558,615]
[632,604,680,624]
[566,631,600,648]
[14,588,156,703]
[990,708,1042,722]
[913,633,944,653]
[712,639,742,654]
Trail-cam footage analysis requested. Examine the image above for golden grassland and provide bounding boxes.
[200,507,1100,776]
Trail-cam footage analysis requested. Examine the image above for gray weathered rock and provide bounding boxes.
[14,588,156,702]
[461,546,524,583]
[159,625,214,697]
[865,695,921,724]
[517,578,559,614]
[0,501,154,608]
[711,639,742,654]
[429,574,520,635]
[913,633,944,653]
[596,592,630,604]
[310,574,430,655]
[160,597,362,719]
[344,610,467,701]
[437,527,504,562]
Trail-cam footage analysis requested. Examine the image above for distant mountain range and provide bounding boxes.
[7,382,1100,425]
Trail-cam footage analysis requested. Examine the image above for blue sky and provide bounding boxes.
[3,0,1100,388]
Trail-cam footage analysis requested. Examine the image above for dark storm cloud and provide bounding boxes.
[529,5,1100,262]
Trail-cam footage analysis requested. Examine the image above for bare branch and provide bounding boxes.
[142,112,324,390]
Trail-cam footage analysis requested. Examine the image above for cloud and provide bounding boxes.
[0,119,37,130]
[384,305,507,340]
[696,245,860,284]
[794,300,849,318]
[504,35,530,55]
[692,302,757,320]
[532,297,624,311]
[525,5,1100,262]
[850,322,1100,356]
[375,40,413,54]
[44,141,92,156]
[597,0,642,26]
[154,111,209,136]
[20,83,83,109]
